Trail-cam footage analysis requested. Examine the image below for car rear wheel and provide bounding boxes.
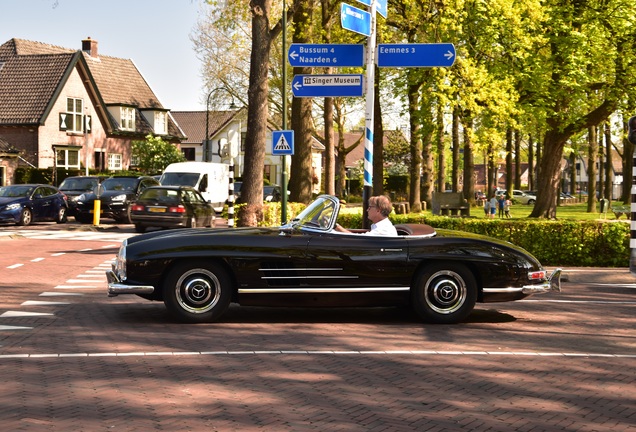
[163,261,232,323]
[134,224,146,233]
[187,216,196,228]
[116,206,132,224]
[411,263,477,324]
[18,208,32,226]
[55,207,67,224]
[528,199,535,205]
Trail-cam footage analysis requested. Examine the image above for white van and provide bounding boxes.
[160,162,229,212]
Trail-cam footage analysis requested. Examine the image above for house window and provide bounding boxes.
[155,111,167,135]
[182,147,195,161]
[65,98,84,133]
[108,153,123,171]
[121,107,135,131]
[56,148,80,169]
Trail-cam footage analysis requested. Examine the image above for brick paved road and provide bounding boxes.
[0,234,634,431]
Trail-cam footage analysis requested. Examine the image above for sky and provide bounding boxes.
[1,0,208,111]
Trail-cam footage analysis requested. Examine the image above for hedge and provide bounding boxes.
[237,203,630,267]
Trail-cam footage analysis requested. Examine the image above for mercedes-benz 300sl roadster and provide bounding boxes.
[107,194,561,324]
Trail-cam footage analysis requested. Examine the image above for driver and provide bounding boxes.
[335,195,397,236]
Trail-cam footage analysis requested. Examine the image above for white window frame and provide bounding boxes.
[108,153,123,171]
[121,107,135,131]
[66,97,84,133]
[56,148,81,169]
[155,111,167,135]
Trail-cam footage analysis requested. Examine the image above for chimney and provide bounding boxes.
[81,37,98,58]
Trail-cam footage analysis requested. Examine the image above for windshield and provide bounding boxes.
[101,178,138,191]
[59,177,99,191]
[160,172,200,187]
[0,185,33,198]
[287,195,339,231]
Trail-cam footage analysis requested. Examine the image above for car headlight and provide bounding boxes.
[6,203,21,210]
[111,194,127,202]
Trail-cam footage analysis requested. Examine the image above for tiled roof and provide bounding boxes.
[171,110,241,144]
[85,55,162,108]
[0,38,167,127]
[0,50,75,124]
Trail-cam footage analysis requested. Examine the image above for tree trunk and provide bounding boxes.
[505,127,513,195]
[528,134,534,190]
[514,130,521,190]
[529,130,567,218]
[604,122,612,201]
[408,82,421,210]
[239,0,272,226]
[437,103,446,193]
[288,0,313,204]
[586,126,598,212]
[462,115,475,204]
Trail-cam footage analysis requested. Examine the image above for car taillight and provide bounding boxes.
[528,270,547,280]
[131,204,145,211]
[168,205,186,213]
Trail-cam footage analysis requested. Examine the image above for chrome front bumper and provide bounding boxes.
[106,270,155,297]
[483,268,562,295]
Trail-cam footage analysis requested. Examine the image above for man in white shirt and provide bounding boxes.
[335,195,398,236]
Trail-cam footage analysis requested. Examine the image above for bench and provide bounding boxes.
[432,192,470,217]
[612,205,630,220]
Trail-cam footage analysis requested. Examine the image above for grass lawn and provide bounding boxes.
[342,200,630,221]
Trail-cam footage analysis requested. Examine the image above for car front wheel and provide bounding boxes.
[18,208,32,226]
[411,263,477,324]
[163,261,232,323]
[55,207,67,224]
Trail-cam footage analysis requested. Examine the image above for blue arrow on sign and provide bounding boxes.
[341,3,371,37]
[291,74,364,98]
[272,130,294,156]
[288,44,365,67]
[377,43,456,68]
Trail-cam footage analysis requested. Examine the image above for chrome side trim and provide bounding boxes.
[106,270,155,297]
[261,276,358,280]
[483,268,562,295]
[239,287,410,294]
[259,268,343,271]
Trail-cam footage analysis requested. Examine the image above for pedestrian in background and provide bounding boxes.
[484,197,490,217]
[498,194,505,218]
[504,197,511,218]
[489,194,498,219]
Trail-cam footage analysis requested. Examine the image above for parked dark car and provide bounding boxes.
[0,184,67,226]
[130,186,215,233]
[58,175,108,218]
[264,185,282,202]
[107,194,562,325]
[234,182,283,203]
[75,176,160,224]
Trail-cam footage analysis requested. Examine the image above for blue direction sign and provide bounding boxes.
[377,43,456,68]
[272,130,294,156]
[291,74,364,98]
[288,44,364,67]
[340,3,371,37]
[355,0,387,18]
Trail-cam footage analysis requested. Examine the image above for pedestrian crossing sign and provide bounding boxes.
[272,130,294,156]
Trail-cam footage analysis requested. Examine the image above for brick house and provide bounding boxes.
[0,37,185,185]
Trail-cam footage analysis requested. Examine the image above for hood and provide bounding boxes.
[0,196,25,205]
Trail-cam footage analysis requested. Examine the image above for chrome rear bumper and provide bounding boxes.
[483,268,562,295]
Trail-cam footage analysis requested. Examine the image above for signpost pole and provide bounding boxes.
[362,0,377,228]
[281,0,288,224]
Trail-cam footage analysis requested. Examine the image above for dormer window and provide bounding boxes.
[154,111,167,135]
[120,107,135,131]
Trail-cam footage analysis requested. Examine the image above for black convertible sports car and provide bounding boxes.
[107,194,561,324]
